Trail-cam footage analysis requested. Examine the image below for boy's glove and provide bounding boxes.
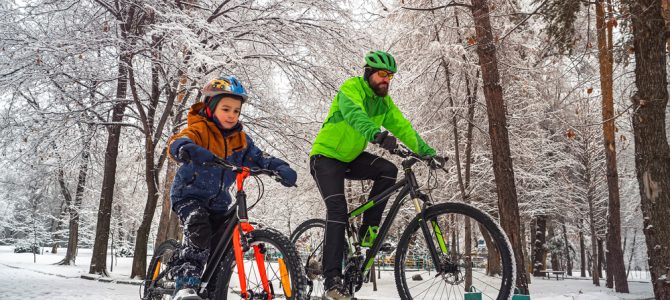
[178,143,216,164]
[373,131,397,152]
[275,165,297,187]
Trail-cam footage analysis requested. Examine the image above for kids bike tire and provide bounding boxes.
[214,228,309,300]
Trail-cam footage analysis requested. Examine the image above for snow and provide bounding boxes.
[0,246,655,299]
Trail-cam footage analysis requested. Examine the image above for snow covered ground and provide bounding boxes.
[0,246,655,299]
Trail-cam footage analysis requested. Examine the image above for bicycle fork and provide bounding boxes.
[232,222,293,300]
[233,222,272,300]
[413,195,450,273]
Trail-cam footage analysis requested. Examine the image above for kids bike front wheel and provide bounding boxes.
[214,228,308,299]
[395,202,515,300]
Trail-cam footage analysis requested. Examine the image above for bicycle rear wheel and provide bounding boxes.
[214,228,308,299]
[142,239,180,300]
[395,202,514,300]
[289,219,326,299]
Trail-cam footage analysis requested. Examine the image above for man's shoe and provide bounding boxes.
[323,276,351,300]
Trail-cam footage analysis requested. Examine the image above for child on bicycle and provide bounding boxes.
[167,75,297,298]
[310,51,443,300]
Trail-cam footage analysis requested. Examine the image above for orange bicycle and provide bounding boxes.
[141,158,307,300]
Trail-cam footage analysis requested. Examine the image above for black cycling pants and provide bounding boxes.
[310,152,398,279]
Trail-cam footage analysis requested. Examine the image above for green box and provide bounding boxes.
[511,287,530,300]
[463,286,482,300]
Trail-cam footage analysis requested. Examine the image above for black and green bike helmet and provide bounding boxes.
[364,51,397,73]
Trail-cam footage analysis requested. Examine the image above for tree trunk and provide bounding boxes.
[562,222,573,276]
[129,48,166,278]
[89,56,129,276]
[548,221,560,271]
[588,194,600,285]
[532,216,547,276]
[626,229,637,278]
[597,238,605,279]
[469,0,528,293]
[155,160,181,246]
[627,0,670,298]
[59,126,92,265]
[580,227,586,277]
[595,0,629,292]
[480,224,502,276]
[154,71,190,248]
[661,0,670,53]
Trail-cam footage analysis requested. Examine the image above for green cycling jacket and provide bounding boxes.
[310,76,436,162]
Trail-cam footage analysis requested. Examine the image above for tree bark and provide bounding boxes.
[626,229,637,278]
[597,238,607,278]
[469,0,528,293]
[154,70,191,248]
[89,56,129,276]
[480,224,502,276]
[588,193,600,285]
[532,216,547,276]
[595,0,629,292]
[562,222,573,276]
[580,226,586,277]
[128,54,159,279]
[548,221,560,271]
[58,132,91,265]
[627,0,670,298]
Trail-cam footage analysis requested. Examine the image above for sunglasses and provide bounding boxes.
[377,70,394,79]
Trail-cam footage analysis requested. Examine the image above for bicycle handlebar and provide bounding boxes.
[390,144,449,172]
[205,158,297,187]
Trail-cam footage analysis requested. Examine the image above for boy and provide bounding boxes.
[167,75,297,299]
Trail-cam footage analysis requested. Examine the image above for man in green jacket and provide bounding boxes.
[310,51,440,300]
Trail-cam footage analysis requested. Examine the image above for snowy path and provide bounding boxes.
[0,247,656,299]
[0,263,138,299]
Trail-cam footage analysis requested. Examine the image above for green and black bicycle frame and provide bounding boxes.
[348,157,450,281]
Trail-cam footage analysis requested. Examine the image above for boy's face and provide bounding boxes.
[213,96,242,129]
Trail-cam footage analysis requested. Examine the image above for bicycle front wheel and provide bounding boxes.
[214,228,308,299]
[395,202,514,300]
[290,219,327,299]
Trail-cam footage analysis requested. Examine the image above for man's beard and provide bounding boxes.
[370,81,389,96]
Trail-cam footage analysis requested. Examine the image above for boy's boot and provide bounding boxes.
[173,276,202,300]
[323,276,351,300]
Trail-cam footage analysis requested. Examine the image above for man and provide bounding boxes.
[310,51,440,300]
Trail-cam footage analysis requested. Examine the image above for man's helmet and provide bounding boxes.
[364,51,397,73]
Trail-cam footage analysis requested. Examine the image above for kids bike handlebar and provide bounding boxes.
[207,157,298,187]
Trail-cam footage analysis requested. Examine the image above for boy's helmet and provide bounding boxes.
[202,75,248,102]
[364,51,397,73]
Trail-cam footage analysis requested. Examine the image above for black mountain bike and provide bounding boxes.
[141,158,308,300]
[290,145,515,300]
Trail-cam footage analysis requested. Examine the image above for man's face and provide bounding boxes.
[368,69,393,96]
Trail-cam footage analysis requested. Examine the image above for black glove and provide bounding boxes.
[427,155,448,169]
[373,131,397,152]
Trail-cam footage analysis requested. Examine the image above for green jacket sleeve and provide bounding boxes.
[338,82,381,142]
[383,98,436,156]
